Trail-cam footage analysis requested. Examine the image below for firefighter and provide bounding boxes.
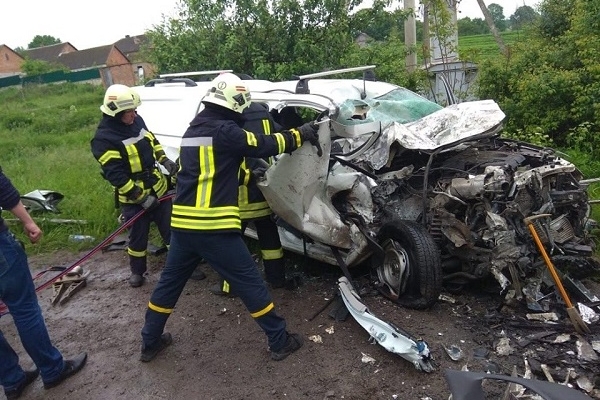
[91,84,179,288]
[210,102,287,296]
[140,72,321,362]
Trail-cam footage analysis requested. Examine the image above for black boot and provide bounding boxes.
[189,266,206,281]
[128,274,144,287]
[265,260,286,289]
[209,279,237,297]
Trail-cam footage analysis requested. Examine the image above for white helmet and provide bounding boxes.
[202,73,251,113]
[100,84,138,117]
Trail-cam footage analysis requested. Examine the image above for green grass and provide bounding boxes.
[459,30,531,61]
[557,148,600,224]
[0,83,118,255]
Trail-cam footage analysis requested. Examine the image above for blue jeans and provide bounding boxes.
[0,230,64,389]
[142,230,288,352]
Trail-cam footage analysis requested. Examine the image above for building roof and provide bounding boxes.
[114,34,148,58]
[0,44,24,58]
[21,42,77,62]
[56,45,125,70]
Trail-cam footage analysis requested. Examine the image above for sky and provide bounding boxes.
[1,0,538,51]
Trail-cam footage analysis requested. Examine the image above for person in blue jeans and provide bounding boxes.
[0,166,87,399]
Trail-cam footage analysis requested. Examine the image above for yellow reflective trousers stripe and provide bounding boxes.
[148,302,173,314]
[251,302,274,318]
[262,248,284,260]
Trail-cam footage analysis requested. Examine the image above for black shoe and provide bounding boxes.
[209,282,237,298]
[43,352,87,389]
[140,333,172,362]
[129,274,144,287]
[189,268,206,281]
[271,332,303,361]
[4,369,39,400]
[285,275,302,290]
[267,280,286,289]
[269,277,301,290]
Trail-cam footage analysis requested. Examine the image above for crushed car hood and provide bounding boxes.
[338,100,506,170]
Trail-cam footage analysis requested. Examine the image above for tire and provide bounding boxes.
[374,220,442,309]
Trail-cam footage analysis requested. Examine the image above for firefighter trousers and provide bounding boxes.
[121,200,172,275]
[242,217,285,286]
[141,230,288,352]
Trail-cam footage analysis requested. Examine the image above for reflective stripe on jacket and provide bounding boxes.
[238,103,282,220]
[172,105,303,232]
[91,114,169,204]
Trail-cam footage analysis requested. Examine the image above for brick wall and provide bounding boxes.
[102,47,136,86]
[0,45,24,76]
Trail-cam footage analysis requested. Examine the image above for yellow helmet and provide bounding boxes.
[131,88,142,108]
[202,73,251,113]
[100,84,138,117]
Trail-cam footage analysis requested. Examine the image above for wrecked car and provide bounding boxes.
[134,66,600,312]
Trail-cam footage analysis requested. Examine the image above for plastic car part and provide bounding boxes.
[444,369,592,400]
[337,276,434,372]
[20,190,64,213]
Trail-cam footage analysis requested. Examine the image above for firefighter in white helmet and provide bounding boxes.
[140,72,321,362]
[91,84,181,288]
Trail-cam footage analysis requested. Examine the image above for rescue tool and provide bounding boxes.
[33,193,175,294]
[50,265,89,305]
[524,214,591,334]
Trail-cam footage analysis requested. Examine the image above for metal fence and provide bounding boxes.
[0,69,101,88]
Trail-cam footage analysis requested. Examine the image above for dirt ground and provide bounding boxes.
[1,244,600,400]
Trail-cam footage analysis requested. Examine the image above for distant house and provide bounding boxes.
[355,32,373,48]
[114,34,156,84]
[14,42,134,86]
[21,42,78,62]
[0,44,24,77]
[55,44,136,87]
[0,36,153,88]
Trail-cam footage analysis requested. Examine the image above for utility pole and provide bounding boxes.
[404,0,417,72]
[476,0,507,55]
[423,1,430,66]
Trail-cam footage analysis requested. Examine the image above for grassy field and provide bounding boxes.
[0,83,119,255]
[459,30,531,61]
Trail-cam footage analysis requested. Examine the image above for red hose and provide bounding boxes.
[33,193,175,293]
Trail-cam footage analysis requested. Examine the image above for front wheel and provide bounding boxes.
[373,220,442,309]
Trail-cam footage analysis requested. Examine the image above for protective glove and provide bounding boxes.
[139,194,160,211]
[161,159,179,176]
[246,158,270,183]
[297,121,322,157]
[127,185,144,202]
[251,165,269,183]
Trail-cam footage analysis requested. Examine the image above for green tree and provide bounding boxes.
[341,28,425,89]
[487,3,507,31]
[20,58,67,76]
[148,0,354,78]
[509,5,539,30]
[457,17,489,35]
[28,35,61,49]
[351,1,412,41]
[145,0,424,84]
[477,0,600,148]
[537,0,574,38]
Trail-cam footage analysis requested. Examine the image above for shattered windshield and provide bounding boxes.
[336,88,443,125]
